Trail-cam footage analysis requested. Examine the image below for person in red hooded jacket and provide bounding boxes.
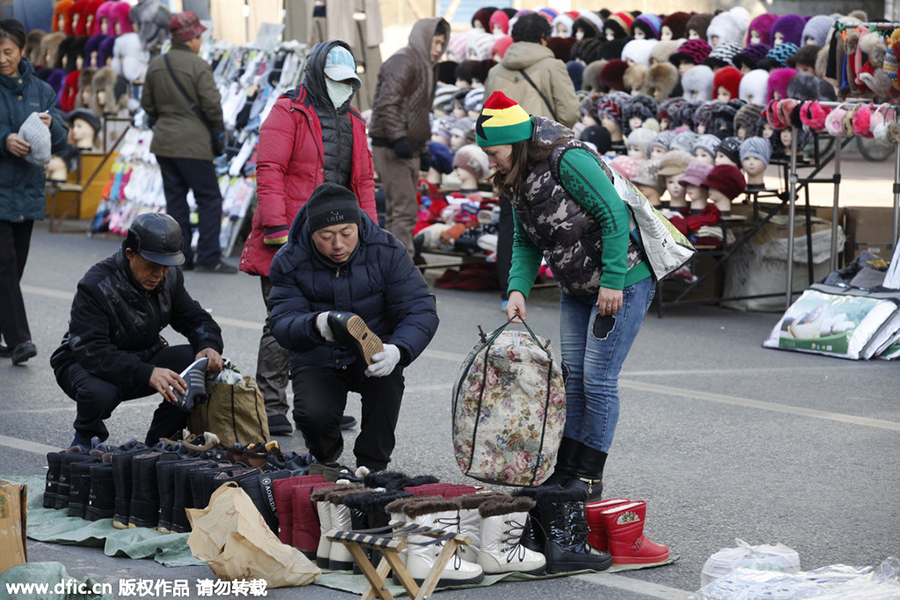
[239,40,376,436]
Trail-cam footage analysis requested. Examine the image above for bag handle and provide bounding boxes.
[480,317,552,355]
[518,69,558,122]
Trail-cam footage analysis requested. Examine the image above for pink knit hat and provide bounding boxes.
[678,161,714,187]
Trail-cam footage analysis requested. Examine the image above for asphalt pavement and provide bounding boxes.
[2,221,898,600]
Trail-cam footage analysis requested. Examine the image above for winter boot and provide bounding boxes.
[67,457,101,518]
[111,441,151,529]
[273,475,326,544]
[293,482,335,559]
[311,483,362,568]
[237,469,291,534]
[327,311,384,365]
[190,464,237,509]
[170,460,221,533]
[326,487,372,571]
[343,490,412,572]
[44,451,63,508]
[201,466,259,508]
[456,492,505,564]
[393,496,484,587]
[585,497,631,551]
[600,501,670,565]
[85,461,116,521]
[363,471,438,492]
[442,484,478,498]
[563,443,608,502]
[157,458,207,533]
[477,496,547,575]
[521,487,613,573]
[130,451,179,528]
[404,482,454,497]
[541,437,581,487]
[55,447,95,510]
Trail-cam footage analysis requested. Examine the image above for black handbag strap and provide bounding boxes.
[163,53,215,133]
[518,69,558,122]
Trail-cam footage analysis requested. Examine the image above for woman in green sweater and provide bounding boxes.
[476,91,654,501]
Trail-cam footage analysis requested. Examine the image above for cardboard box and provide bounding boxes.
[844,207,898,262]
[0,479,27,575]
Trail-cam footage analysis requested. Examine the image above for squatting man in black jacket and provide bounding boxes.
[268,183,439,472]
[51,213,224,448]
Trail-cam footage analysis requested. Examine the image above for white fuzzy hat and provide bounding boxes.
[621,39,658,66]
[552,12,575,38]
[681,65,714,102]
[466,31,496,61]
[706,7,749,48]
[739,69,769,104]
[626,127,658,155]
[576,9,605,36]
[18,112,52,166]
[111,33,149,83]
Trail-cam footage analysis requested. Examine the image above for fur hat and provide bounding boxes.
[567,60,585,89]
[131,1,170,51]
[771,15,805,47]
[39,31,65,69]
[802,15,835,47]
[670,39,712,67]
[489,10,509,35]
[679,160,713,187]
[599,38,628,61]
[685,13,713,41]
[714,66,743,100]
[706,42,742,68]
[767,43,799,68]
[98,35,116,68]
[682,65,715,102]
[571,37,604,63]
[649,39,682,64]
[598,59,628,92]
[580,125,612,153]
[604,12,634,40]
[46,69,65,96]
[713,103,740,138]
[83,34,108,68]
[747,14,778,46]
[693,100,723,132]
[581,60,606,92]
[75,67,96,109]
[644,62,679,101]
[692,133,721,158]
[610,155,640,180]
[633,14,662,40]
[740,136,772,166]
[739,69,770,104]
[574,11,604,38]
[546,37,574,61]
[717,136,742,165]
[466,31,496,61]
[671,131,698,153]
[657,149,692,175]
[789,44,821,71]
[452,144,490,180]
[624,95,659,124]
[111,33,148,83]
[552,12,576,38]
[768,67,798,102]
[632,158,665,192]
[657,98,684,124]
[471,7,496,31]
[672,100,699,129]
[661,12,691,41]
[623,63,646,92]
[734,102,764,137]
[787,72,822,100]
[707,8,749,48]
[703,164,746,200]
[53,0,75,35]
[25,30,45,67]
[89,66,120,117]
[621,39,657,65]
[110,2,135,35]
[733,43,771,71]
[626,127,658,155]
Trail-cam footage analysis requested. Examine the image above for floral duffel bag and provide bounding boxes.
[451,320,566,486]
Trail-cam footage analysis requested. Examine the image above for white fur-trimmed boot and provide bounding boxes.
[310,486,334,569]
[456,492,504,564]
[327,487,370,571]
[477,496,547,575]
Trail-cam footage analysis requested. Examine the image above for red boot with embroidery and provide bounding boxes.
[600,501,669,564]
[585,498,631,551]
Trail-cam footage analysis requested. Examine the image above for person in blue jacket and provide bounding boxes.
[0,18,68,365]
[267,182,439,472]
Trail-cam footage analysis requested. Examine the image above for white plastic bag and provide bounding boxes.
[700,538,800,588]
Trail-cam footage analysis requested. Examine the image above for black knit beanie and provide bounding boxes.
[306,183,361,233]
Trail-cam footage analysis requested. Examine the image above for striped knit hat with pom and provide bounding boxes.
[476,91,534,147]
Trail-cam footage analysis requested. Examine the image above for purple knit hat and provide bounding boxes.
[634,13,662,39]
[771,15,805,47]
[733,43,771,71]
[747,14,778,46]
[678,160,714,187]
[670,39,713,66]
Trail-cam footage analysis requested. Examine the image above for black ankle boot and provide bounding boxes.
[86,462,116,521]
[326,311,384,365]
[541,437,581,487]
[563,444,607,502]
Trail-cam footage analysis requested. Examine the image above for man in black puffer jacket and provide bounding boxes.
[268,183,439,472]
[51,213,224,447]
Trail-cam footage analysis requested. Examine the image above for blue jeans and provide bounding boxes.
[559,276,655,454]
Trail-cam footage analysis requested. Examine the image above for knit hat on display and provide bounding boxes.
[685,13,714,40]
[571,37,604,63]
[67,107,102,137]
[670,39,712,67]
[475,91,534,146]
[703,164,746,200]
[599,38,628,60]
[471,8,496,32]
[747,14,778,46]
[627,128,657,155]
[670,131,698,153]
[767,43,799,68]
[651,130,677,152]
[566,60,585,89]
[18,112,52,166]
[610,155,640,180]
[597,91,629,128]
[466,31,496,61]
[771,14,805,47]
[692,133,721,158]
[802,15,835,47]
[168,11,205,44]
[574,10,604,38]
[632,159,665,192]
[450,116,475,140]
[717,136,742,165]
[452,144,491,180]
[427,141,454,174]
[734,103,765,136]
[713,66,743,100]
[657,149,692,175]
[489,9,510,35]
[733,43,771,71]
[682,65,715,102]
[739,136,772,166]
[604,12,634,39]
[306,182,362,233]
[633,14,662,39]
[678,160,714,187]
[621,39,658,65]
[624,95,659,125]
[464,87,485,113]
[580,124,612,153]
[661,12,691,40]
[707,8,749,48]
[705,42,742,69]
[768,67,798,102]
[739,69,770,104]
[448,30,473,62]
[538,7,559,23]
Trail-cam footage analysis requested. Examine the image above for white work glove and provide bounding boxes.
[365,344,401,378]
[315,312,335,342]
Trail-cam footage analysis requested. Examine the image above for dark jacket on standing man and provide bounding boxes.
[141,42,222,160]
[50,248,224,387]
[267,206,439,377]
[368,17,449,152]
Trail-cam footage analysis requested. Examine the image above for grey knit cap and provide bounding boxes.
[651,130,676,151]
[739,136,772,166]
[692,134,721,158]
[670,131,698,153]
[18,112,52,166]
[626,128,658,153]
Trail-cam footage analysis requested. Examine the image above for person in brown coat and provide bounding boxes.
[141,12,234,273]
[368,16,449,257]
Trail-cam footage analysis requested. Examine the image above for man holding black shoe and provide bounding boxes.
[267,183,439,472]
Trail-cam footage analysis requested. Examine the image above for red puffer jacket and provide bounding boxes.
[239,88,377,277]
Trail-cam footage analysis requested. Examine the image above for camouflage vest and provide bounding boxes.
[514,118,644,296]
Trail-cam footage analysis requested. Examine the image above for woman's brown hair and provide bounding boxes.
[489,135,572,198]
